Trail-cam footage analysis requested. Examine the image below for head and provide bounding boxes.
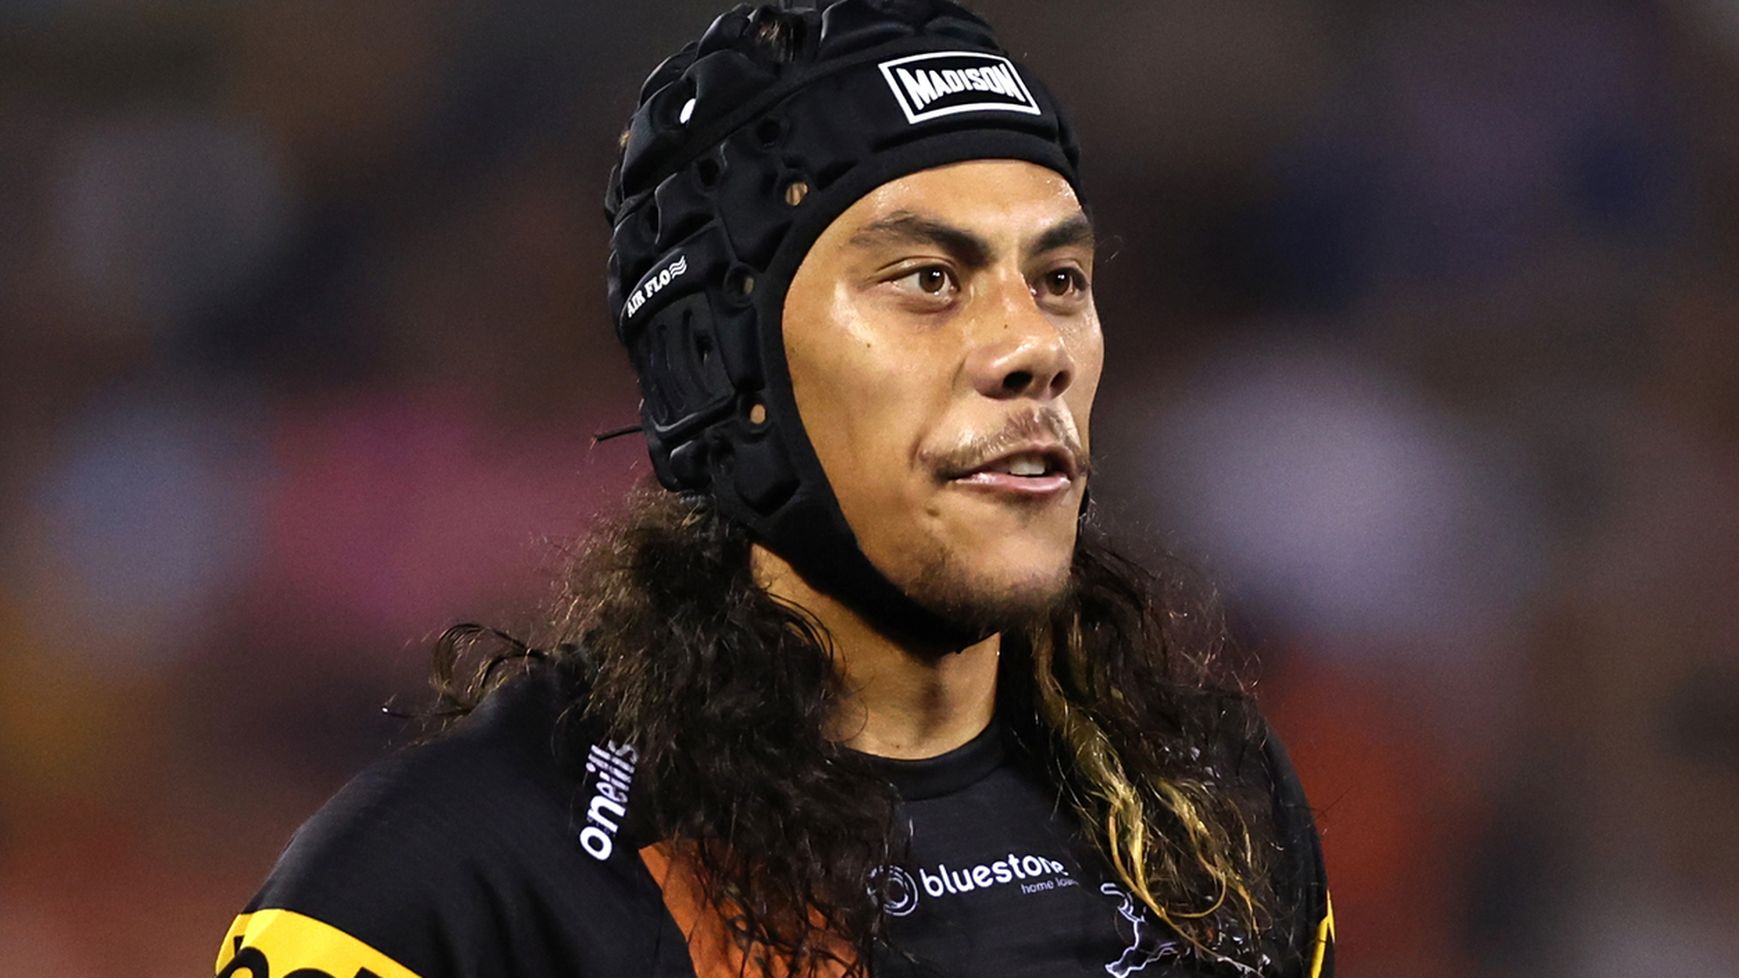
[604,0,1087,641]
[780,158,1101,629]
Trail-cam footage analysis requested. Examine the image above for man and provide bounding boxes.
[217,2,1334,976]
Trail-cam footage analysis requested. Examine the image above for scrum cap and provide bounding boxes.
[605,0,1083,639]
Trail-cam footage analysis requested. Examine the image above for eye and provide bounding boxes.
[890,265,958,298]
[1035,267,1089,299]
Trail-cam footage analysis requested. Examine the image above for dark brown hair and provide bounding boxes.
[431,484,1287,975]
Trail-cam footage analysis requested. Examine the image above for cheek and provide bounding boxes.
[785,288,927,507]
[1067,323,1105,447]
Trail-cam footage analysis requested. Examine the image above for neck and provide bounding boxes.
[751,542,999,760]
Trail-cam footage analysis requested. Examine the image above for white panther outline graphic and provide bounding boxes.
[1100,883,1184,977]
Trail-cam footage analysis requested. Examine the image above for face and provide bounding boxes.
[782,160,1103,628]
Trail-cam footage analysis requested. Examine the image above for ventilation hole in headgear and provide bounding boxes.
[754,117,785,147]
[784,180,810,206]
[695,155,721,189]
[726,266,756,300]
[746,400,767,426]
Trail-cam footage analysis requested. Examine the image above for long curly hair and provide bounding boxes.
[428,484,1292,975]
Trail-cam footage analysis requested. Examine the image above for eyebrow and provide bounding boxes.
[846,210,1095,268]
[1031,213,1095,257]
[848,212,993,267]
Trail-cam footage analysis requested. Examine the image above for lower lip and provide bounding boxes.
[949,471,1073,499]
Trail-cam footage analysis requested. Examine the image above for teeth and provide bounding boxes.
[1004,454,1048,477]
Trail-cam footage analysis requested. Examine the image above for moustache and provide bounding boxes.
[924,407,1090,480]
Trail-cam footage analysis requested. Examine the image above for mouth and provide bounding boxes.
[944,443,1079,499]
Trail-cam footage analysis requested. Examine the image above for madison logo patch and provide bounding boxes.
[877,51,1041,124]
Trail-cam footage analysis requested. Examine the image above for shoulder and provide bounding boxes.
[217,665,671,978]
[250,669,579,903]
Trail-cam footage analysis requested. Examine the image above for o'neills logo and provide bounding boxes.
[578,740,639,861]
[877,50,1042,125]
[623,253,688,321]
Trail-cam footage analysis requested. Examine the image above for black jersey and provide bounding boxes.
[217,669,1334,978]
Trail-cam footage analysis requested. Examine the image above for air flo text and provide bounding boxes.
[623,254,687,320]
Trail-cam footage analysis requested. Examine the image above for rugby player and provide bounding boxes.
[216,2,1335,975]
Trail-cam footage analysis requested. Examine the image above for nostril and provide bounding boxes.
[1053,368,1072,394]
[1002,370,1034,393]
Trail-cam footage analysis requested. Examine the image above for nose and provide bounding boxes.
[963,289,1075,401]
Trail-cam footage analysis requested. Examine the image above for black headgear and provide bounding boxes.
[605,0,1083,643]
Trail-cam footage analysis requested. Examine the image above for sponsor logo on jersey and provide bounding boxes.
[623,253,688,320]
[868,865,920,917]
[215,908,420,978]
[893,851,1075,906]
[877,51,1042,125]
[578,739,639,861]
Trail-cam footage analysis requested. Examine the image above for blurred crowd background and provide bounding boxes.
[3,1,1736,975]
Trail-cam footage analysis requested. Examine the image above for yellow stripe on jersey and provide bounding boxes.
[1307,891,1336,978]
[216,908,422,978]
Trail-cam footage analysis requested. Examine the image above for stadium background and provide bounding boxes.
[3,1,1736,975]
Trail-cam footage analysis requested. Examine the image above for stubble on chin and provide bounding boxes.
[895,536,1076,637]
